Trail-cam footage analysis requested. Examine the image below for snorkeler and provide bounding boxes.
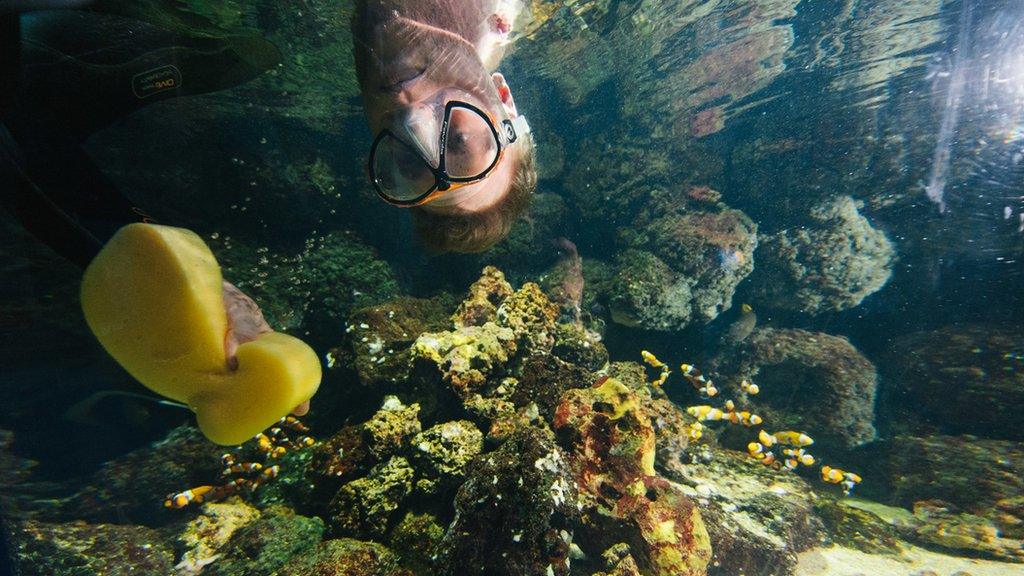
[0,2,319,444]
[351,0,538,252]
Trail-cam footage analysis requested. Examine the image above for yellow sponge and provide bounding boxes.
[81,223,321,445]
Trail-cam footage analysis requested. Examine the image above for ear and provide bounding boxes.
[491,72,518,117]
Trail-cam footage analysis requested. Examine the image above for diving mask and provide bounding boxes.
[369,100,530,207]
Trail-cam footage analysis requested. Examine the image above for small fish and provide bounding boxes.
[687,405,728,421]
[772,431,814,447]
[164,485,213,509]
[820,465,862,495]
[725,303,757,344]
[640,350,670,387]
[63,390,189,427]
[223,462,263,476]
[783,448,815,466]
[680,364,718,397]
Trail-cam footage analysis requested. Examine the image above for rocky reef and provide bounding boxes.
[213,231,400,339]
[710,327,879,449]
[885,324,1024,441]
[561,174,758,332]
[749,196,895,315]
[5,266,1024,574]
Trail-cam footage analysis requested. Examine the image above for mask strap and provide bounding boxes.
[501,115,531,144]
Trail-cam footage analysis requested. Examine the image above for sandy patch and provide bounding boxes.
[796,545,1022,576]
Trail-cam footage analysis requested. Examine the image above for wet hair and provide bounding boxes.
[412,132,536,253]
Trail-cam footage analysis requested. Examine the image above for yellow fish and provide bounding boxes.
[687,405,728,421]
[772,431,814,447]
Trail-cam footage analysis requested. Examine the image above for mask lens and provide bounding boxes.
[372,134,436,201]
[443,106,499,179]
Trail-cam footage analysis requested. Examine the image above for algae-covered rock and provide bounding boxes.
[410,420,484,494]
[712,328,878,449]
[328,456,414,539]
[274,538,413,576]
[362,398,422,460]
[660,448,824,576]
[609,250,694,331]
[7,519,175,576]
[176,500,261,575]
[750,196,894,314]
[387,512,445,575]
[412,323,517,397]
[647,396,701,473]
[550,322,608,372]
[624,205,758,324]
[496,282,560,356]
[886,435,1024,516]
[434,426,579,576]
[310,424,372,484]
[452,266,514,327]
[910,500,1024,563]
[814,499,901,554]
[886,324,1024,440]
[203,505,324,576]
[66,426,224,525]
[554,376,712,576]
[343,296,455,387]
[215,231,399,335]
[595,558,644,576]
[512,354,596,423]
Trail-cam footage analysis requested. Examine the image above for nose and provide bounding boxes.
[397,105,441,166]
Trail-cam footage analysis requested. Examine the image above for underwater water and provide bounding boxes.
[1,0,1023,575]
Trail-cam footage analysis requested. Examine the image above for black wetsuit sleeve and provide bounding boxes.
[1,9,280,269]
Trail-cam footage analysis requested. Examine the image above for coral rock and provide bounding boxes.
[886,324,1024,440]
[555,377,712,576]
[412,323,517,397]
[362,397,422,460]
[660,449,824,576]
[452,266,514,328]
[310,425,372,484]
[886,434,1024,516]
[410,420,484,494]
[751,196,894,314]
[344,296,455,388]
[609,250,694,331]
[514,354,597,422]
[434,426,579,576]
[328,456,414,539]
[551,322,610,372]
[496,282,560,355]
[388,512,445,575]
[274,538,413,576]
[203,505,324,576]
[713,328,878,448]
[7,519,174,576]
[176,500,261,575]
[910,500,1024,563]
[65,426,224,525]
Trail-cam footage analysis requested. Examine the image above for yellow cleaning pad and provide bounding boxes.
[81,223,320,445]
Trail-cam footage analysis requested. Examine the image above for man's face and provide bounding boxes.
[355,13,516,213]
